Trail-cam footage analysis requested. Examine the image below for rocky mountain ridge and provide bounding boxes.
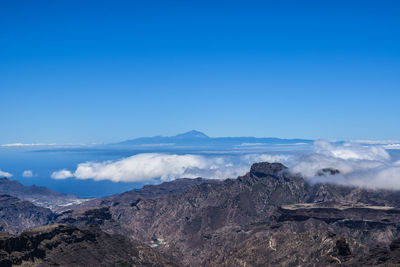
[54,162,400,266]
[0,177,84,211]
[0,194,55,235]
[115,130,312,147]
[2,162,400,265]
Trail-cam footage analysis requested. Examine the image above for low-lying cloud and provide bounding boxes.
[289,141,400,190]
[241,154,291,165]
[52,153,249,182]
[51,169,74,179]
[1,143,57,147]
[290,141,388,177]
[314,141,390,161]
[73,154,207,182]
[0,169,12,178]
[50,141,400,190]
[22,170,34,178]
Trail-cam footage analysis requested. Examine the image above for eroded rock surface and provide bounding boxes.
[0,195,55,234]
[0,224,177,267]
[4,162,400,266]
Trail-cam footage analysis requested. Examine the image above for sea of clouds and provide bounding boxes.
[290,141,400,189]
[51,153,252,182]
[1,140,397,190]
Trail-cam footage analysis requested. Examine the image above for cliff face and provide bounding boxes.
[0,195,55,234]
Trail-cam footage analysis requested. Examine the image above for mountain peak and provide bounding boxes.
[250,162,288,177]
[174,130,209,139]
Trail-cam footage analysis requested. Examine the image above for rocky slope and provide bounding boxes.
[3,161,400,266]
[57,162,400,266]
[74,177,220,210]
[0,224,177,267]
[0,177,83,211]
[0,195,55,234]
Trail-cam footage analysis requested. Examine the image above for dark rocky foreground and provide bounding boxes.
[0,224,175,267]
[2,162,400,266]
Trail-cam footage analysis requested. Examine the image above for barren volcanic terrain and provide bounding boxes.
[2,162,400,266]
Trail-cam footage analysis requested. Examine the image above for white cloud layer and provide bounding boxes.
[22,170,33,177]
[241,154,291,165]
[288,141,400,190]
[384,144,400,150]
[74,154,208,182]
[49,141,400,190]
[314,141,390,161]
[0,169,12,178]
[51,169,74,179]
[353,140,400,145]
[1,143,56,147]
[52,154,251,182]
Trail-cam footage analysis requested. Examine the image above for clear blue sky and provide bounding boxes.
[1,0,399,143]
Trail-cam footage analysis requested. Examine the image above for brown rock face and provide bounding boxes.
[250,162,288,177]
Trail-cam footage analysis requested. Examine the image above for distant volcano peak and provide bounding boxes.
[174,130,209,139]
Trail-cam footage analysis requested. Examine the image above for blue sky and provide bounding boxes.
[1,0,399,143]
